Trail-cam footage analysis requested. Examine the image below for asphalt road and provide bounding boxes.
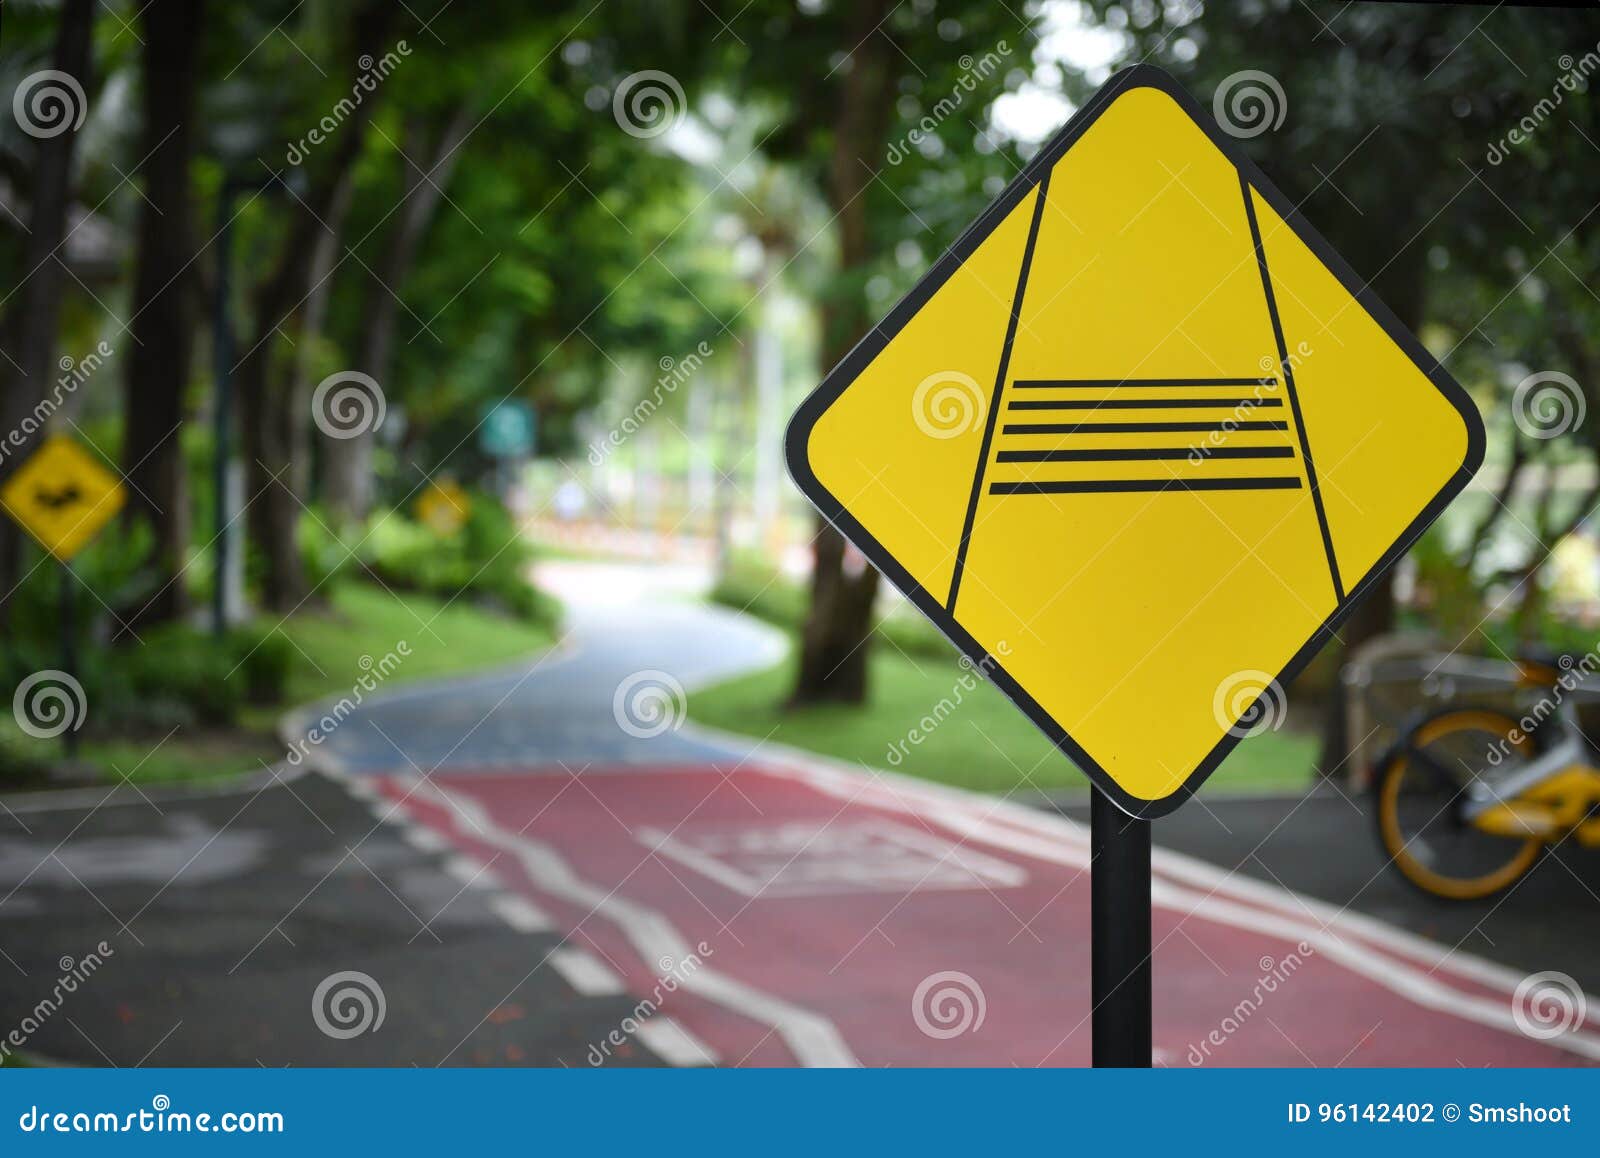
[0,771,668,1066]
[1054,784,1600,994]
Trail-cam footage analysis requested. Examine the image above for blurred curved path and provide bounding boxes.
[291,559,1600,1069]
[294,560,787,775]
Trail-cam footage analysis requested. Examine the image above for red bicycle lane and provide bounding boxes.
[372,760,1600,1068]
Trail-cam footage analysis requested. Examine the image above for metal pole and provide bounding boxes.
[211,183,235,637]
[60,561,78,759]
[1090,786,1152,1067]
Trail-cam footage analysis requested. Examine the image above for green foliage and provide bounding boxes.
[709,553,952,659]
[0,523,157,664]
[232,626,295,705]
[275,581,558,709]
[362,493,558,625]
[298,512,362,591]
[1409,525,1490,645]
[103,625,291,730]
[0,619,290,743]
[709,552,807,631]
[0,729,53,789]
[113,626,247,727]
[690,648,1316,797]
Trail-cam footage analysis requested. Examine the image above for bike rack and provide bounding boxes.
[1339,637,1581,790]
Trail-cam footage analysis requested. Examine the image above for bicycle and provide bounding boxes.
[1373,652,1600,900]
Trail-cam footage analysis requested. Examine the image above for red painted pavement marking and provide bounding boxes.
[375,765,1596,1068]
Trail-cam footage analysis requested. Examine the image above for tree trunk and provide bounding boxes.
[320,107,471,523]
[289,173,358,503]
[238,331,304,611]
[711,370,737,582]
[239,0,396,609]
[0,0,95,631]
[752,252,784,546]
[121,0,203,631]
[790,0,893,706]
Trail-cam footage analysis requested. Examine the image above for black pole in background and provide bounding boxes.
[1090,786,1152,1067]
[59,561,78,759]
[210,182,235,638]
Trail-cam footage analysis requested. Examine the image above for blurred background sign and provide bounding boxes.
[479,402,536,460]
[0,434,125,563]
[416,478,472,536]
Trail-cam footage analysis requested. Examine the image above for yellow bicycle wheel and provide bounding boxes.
[1374,708,1543,901]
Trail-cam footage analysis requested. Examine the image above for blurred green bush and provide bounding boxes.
[709,552,953,660]
[349,492,558,625]
[1,622,292,738]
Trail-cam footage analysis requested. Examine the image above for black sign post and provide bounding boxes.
[60,560,79,759]
[1090,787,1152,1067]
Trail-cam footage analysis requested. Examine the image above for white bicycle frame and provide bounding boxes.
[1460,694,1591,821]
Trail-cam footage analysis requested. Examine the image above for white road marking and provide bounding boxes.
[635,1017,718,1066]
[341,777,380,802]
[724,730,1600,1062]
[442,853,495,888]
[549,947,625,996]
[398,824,450,854]
[487,893,554,933]
[404,774,860,1068]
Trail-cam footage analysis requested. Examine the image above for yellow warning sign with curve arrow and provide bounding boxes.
[786,66,1483,818]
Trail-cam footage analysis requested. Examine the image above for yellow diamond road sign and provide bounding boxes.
[417,477,471,535]
[786,67,1484,818]
[0,434,127,562]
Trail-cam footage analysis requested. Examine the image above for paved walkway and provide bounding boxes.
[296,563,785,773]
[291,560,1600,1067]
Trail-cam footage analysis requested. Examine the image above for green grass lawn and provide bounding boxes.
[1,582,558,790]
[689,647,1318,798]
[271,581,558,707]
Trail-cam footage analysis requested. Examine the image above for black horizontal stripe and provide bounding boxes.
[1001,420,1290,435]
[989,477,1304,495]
[995,446,1296,463]
[1009,398,1283,411]
[1012,377,1277,388]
